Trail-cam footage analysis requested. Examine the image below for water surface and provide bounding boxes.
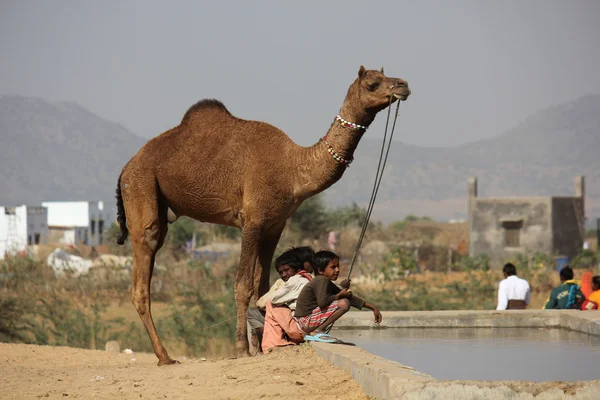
[334,328,600,382]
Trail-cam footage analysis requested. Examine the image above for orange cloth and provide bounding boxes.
[581,271,594,299]
[589,290,600,305]
[261,301,304,353]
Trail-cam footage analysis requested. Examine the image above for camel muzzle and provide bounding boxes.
[390,80,411,101]
[392,89,411,100]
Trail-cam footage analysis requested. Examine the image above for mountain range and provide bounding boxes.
[331,94,600,221]
[1,94,598,223]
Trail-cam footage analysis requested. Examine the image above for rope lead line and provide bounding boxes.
[346,99,402,281]
[199,314,242,331]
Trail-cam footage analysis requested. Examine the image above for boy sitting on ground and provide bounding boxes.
[294,250,382,342]
[262,250,314,353]
[289,246,315,274]
[247,251,299,347]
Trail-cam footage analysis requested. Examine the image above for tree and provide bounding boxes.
[291,194,328,238]
[103,222,131,255]
[327,202,366,229]
[166,217,196,250]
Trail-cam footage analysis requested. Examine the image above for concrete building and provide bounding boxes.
[468,176,585,264]
[41,201,114,246]
[0,205,49,259]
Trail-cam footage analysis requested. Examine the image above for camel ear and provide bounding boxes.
[358,65,366,78]
[380,66,384,74]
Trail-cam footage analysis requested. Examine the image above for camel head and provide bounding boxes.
[350,65,411,113]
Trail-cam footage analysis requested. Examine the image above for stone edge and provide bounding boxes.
[311,310,600,399]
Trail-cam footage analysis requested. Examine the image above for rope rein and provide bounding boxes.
[346,97,402,280]
[199,314,242,331]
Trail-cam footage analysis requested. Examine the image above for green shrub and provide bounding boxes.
[355,270,496,311]
[380,246,418,280]
[457,254,490,272]
[159,260,236,356]
[571,249,599,269]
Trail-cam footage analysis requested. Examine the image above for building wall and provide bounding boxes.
[26,206,49,245]
[15,206,28,252]
[48,227,75,245]
[2,201,116,251]
[0,207,7,259]
[42,201,90,227]
[470,197,553,263]
[76,226,89,245]
[552,197,584,259]
[468,176,586,266]
[88,201,107,246]
[42,200,115,246]
[0,206,30,259]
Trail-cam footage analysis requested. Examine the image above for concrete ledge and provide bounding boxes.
[311,342,432,399]
[333,310,600,337]
[312,310,600,399]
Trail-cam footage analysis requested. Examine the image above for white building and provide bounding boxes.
[0,205,49,259]
[41,201,114,246]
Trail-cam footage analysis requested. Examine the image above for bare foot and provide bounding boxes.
[157,358,180,366]
[265,343,296,354]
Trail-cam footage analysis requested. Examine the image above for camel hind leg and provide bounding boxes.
[122,176,174,365]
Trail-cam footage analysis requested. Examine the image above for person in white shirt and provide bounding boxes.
[496,263,531,310]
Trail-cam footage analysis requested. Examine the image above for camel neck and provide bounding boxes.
[291,105,375,199]
[324,99,377,161]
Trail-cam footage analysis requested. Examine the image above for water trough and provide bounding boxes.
[311,310,600,399]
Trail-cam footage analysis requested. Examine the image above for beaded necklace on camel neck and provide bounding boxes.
[321,115,368,167]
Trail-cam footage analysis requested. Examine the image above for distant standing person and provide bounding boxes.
[583,275,600,310]
[496,263,531,310]
[327,231,337,252]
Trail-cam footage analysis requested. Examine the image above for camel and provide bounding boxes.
[115,65,410,365]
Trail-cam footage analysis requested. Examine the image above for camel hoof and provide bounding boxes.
[157,358,180,366]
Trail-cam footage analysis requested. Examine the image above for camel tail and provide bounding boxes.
[115,172,129,245]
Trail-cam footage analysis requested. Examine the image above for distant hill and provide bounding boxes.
[324,94,600,221]
[0,95,146,209]
[1,94,598,222]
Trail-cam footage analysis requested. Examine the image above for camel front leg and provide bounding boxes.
[255,221,286,299]
[235,224,263,357]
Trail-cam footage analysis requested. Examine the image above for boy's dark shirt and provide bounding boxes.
[543,280,583,309]
[294,275,365,318]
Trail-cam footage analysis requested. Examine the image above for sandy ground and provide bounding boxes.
[0,343,369,400]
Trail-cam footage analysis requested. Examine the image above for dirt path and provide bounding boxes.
[0,343,368,400]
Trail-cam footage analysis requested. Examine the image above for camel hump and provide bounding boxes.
[181,99,233,123]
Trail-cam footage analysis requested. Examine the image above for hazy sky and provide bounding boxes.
[1,0,599,147]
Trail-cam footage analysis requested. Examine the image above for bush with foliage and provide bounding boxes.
[355,270,496,311]
[456,254,491,272]
[571,249,599,269]
[390,214,433,232]
[159,260,236,356]
[0,255,129,350]
[291,194,366,239]
[380,246,418,280]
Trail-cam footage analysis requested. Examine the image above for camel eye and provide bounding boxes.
[368,82,379,91]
